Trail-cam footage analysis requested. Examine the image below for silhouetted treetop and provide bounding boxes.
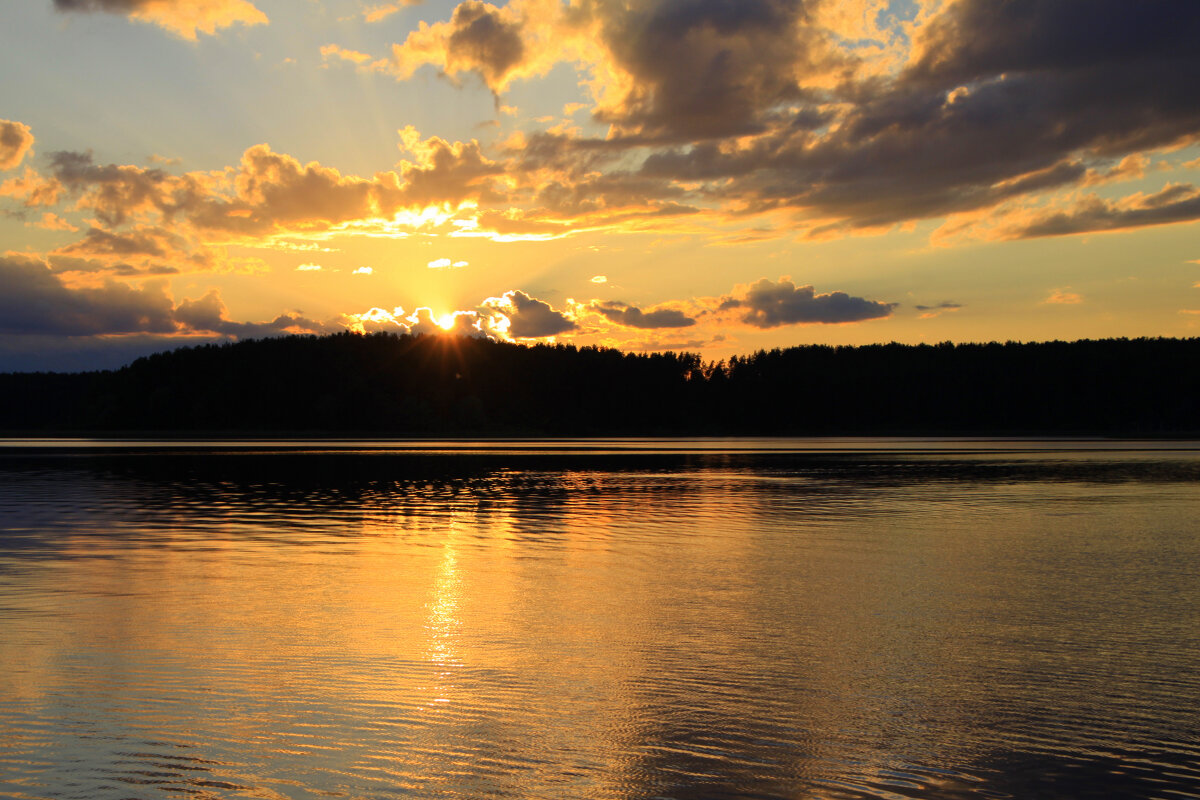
[2,332,1197,435]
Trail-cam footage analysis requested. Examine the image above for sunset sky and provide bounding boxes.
[2,0,1199,370]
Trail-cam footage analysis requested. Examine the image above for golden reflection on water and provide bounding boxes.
[425,529,462,708]
[0,446,1199,799]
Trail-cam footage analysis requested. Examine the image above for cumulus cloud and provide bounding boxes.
[591,300,695,329]
[172,289,332,337]
[40,127,506,249]
[372,0,1200,240]
[0,167,63,208]
[428,257,468,268]
[48,150,176,227]
[52,0,268,39]
[718,277,895,327]
[389,0,528,91]
[0,120,35,171]
[19,0,1200,282]
[341,305,488,338]
[483,289,576,338]
[346,288,577,341]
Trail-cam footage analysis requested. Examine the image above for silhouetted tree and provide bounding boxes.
[1,334,1197,435]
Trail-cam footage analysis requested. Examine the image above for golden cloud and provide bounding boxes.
[0,120,35,171]
[53,0,268,39]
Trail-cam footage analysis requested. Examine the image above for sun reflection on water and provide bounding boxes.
[1,447,1199,799]
[423,530,462,709]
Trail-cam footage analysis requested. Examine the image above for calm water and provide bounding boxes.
[1,439,1198,800]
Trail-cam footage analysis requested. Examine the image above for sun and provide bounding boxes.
[437,313,456,330]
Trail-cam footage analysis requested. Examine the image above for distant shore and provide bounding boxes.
[3,333,1198,437]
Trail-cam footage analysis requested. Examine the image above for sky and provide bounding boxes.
[2,0,1199,370]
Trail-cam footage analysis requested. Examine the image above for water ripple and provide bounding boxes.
[1,443,1199,798]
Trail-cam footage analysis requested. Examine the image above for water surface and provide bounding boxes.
[1,439,1199,799]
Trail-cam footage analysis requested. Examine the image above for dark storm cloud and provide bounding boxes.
[720,278,895,327]
[592,300,695,329]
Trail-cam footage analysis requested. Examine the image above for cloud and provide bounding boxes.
[52,0,268,39]
[1001,184,1200,239]
[590,275,607,284]
[340,305,487,338]
[345,288,577,341]
[427,257,470,269]
[45,130,503,242]
[389,0,527,91]
[47,224,236,276]
[32,212,79,232]
[483,289,576,338]
[309,0,1200,244]
[914,300,962,319]
[18,130,515,280]
[363,2,422,24]
[0,120,34,171]
[48,150,176,227]
[0,254,332,339]
[26,0,1200,273]
[394,125,504,208]
[1044,288,1083,305]
[321,44,376,66]
[55,225,176,259]
[591,300,695,329]
[0,253,177,336]
[718,277,896,327]
[0,167,63,208]
[591,0,838,142]
[353,266,374,275]
[296,263,323,271]
[172,290,332,337]
[481,0,1200,238]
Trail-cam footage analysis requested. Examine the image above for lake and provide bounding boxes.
[1,439,1198,799]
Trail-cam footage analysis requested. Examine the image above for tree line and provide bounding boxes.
[1,332,1197,435]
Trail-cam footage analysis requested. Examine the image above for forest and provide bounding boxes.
[1,333,1198,435]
